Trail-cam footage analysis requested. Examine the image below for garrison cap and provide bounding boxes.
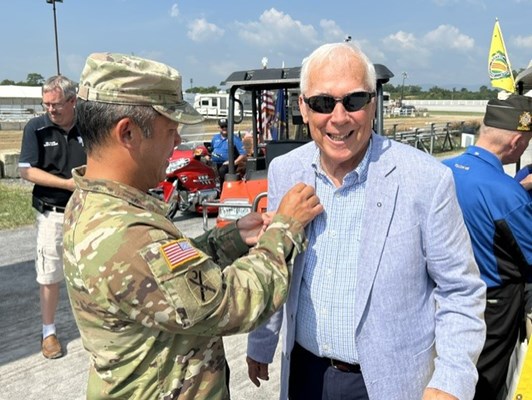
[77,52,203,125]
[484,95,532,132]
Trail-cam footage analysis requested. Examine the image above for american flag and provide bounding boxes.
[259,90,275,140]
[160,239,200,271]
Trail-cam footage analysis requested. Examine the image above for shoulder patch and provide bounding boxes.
[160,239,201,271]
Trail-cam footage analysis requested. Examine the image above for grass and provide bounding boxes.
[0,183,35,229]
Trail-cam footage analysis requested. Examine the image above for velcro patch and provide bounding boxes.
[160,239,201,271]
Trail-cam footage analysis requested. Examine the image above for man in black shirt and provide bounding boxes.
[18,75,86,359]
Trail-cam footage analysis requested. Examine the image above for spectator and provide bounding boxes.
[18,75,86,359]
[210,118,247,186]
[443,94,532,400]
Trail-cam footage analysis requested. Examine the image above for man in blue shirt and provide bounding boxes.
[210,118,247,186]
[443,95,532,400]
[516,163,532,195]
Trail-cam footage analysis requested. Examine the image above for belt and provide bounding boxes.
[43,204,65,213]
[328,358,361,373]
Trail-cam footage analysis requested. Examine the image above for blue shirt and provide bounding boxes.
[210,132,246,164]
[443,146,532,288]
[295,143,371,364]
[515,165,532,196]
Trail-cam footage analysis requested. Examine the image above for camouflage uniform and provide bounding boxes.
[63,166,306,399]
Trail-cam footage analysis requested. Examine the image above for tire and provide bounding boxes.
[166,200,179,220]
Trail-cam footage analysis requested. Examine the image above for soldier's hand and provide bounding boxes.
[277,183,323,227]
[237,212,273,246]
[246,356,270,387]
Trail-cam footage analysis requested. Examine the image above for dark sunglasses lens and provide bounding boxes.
[343,93,370,112]
[308,96,336,113]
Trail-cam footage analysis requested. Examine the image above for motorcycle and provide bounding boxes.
[150,142,219,219]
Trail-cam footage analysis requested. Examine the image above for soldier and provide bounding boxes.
[62,52,323,400]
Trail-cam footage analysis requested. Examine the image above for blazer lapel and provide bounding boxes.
[353,141,399,332]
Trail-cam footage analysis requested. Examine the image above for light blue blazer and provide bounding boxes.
[248,134,486,400]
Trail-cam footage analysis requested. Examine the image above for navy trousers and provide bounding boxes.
[288,342,369,400]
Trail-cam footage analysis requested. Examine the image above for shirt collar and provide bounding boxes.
[464,145,504,172]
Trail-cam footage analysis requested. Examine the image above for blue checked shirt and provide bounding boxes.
[295,142,371,364]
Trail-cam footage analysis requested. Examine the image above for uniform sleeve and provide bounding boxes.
[189,222,249,267]
[126,214,306,336]
[18,119,40,167]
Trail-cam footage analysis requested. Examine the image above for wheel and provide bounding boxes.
[166,200,179,220]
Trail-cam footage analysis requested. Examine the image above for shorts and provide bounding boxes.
[35,210,65,285]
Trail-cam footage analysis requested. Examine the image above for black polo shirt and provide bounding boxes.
[19,113,86,207]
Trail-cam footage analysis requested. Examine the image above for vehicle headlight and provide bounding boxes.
[166,158,190,174]
[218,200,251,220]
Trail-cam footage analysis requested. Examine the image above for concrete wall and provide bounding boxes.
[0,151,20,178]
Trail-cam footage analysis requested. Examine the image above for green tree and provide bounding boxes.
[23,73,45,86]
[0,79,16,85]
[186,86,219,94]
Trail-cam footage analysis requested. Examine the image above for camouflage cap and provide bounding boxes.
[484,94,532,132]
[77,52,203,125]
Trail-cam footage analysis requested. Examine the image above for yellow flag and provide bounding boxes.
[488,19,515,93]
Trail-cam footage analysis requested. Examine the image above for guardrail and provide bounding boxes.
[386,121,465,154]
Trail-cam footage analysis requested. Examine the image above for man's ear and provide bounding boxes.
[298,95,309,124]
[115,118,138,149]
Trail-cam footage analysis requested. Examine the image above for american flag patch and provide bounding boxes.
[160,239,200,271]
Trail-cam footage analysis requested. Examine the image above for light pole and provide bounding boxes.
[46,0,63,75]
[399,72,408,107]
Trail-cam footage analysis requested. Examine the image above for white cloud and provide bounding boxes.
[236,8,318,49]
[383,31,418,50]
[170,4,179,18]
[187,18,224,42]
[513,35,532,48]
[423,25,474,50]
[319,19,345,42]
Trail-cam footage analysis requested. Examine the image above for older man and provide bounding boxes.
[63,53,323,399]
[443,95,532,400]
[18,75,85,359]
[247,42,486,400]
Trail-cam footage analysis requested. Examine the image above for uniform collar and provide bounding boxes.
[72,166,167,215]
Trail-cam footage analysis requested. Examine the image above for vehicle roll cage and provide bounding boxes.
[220,64,394,181]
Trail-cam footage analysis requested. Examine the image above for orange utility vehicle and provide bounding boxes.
[202,64,394,229]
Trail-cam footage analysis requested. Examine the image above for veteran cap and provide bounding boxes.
[484,95,532,132]
[77,52,203,125]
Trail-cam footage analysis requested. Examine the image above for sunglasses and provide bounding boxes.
[303,91,375,114]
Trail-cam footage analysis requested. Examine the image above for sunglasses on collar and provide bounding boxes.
[303,91,375,114]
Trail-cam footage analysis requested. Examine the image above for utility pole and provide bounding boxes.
[46,0,63,75]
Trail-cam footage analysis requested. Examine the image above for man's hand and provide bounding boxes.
[422,388,458,400]
[246,356,270,387]
[277,183,323,227]
[520,174,532,191]
[237,212,274,246]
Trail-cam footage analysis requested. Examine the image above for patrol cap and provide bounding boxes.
[77,52,203,125]
[484,95,532,132]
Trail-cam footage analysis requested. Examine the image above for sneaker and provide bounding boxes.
[41,334,63,359]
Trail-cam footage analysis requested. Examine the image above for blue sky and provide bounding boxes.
[1,0,531,90]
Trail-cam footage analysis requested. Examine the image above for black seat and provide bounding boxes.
[265,140,309,167]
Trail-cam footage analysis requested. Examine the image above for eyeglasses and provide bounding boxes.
[41,98,72,110]
[303,91,375,114]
